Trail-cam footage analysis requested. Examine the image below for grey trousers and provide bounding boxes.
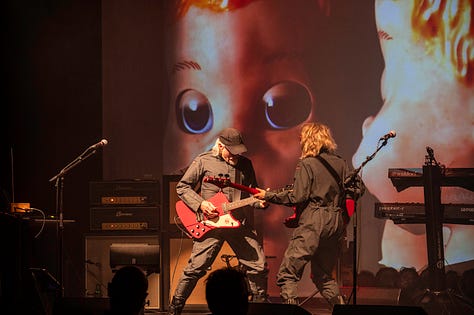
[171,226,268,307]
[277,206,345,303]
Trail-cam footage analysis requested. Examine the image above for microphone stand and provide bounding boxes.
[49,147,99,296]
[344,137,392,305]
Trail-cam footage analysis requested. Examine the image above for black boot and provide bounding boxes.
[168,297,184,315]
[328,295,345,308]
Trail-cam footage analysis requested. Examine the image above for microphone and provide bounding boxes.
[49,139,108,182]
[426,146,439,166]
[88,139,108,150]
[379,131,396,141]
[426,146,434,158]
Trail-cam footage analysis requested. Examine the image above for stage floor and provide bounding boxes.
[55,290,473,315]
[144,298,333,315]
[144,287,400,315]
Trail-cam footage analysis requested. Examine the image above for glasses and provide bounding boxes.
[223,146,238,157]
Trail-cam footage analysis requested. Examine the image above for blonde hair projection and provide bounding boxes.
[412,0,473,85]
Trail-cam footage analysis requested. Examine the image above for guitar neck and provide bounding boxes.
[203,176,260,194]
[228,182,259,195]
[222,197,258,212]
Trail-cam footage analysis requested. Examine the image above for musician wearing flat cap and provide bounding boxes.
[169,127,268,315]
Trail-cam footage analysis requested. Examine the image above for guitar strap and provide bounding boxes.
[316,155,354,224]
[315,155,344,205]
[233,169,242,202]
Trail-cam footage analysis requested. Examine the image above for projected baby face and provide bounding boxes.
[164,1,324,186]
[353,0,474,270]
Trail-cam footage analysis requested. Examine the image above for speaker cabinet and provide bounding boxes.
[248,303,311,315]
[162,175,182,226]
[84,234,160,309]
[332,304,428,315]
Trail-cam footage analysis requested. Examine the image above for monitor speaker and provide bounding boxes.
[332,304,428,315]
[29,268,61,315]
[55,297,109,315]
[84,234,160,309]
[248,303,311,315]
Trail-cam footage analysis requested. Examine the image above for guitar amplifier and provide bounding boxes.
[90,206,159,231]
[89,180,160,206]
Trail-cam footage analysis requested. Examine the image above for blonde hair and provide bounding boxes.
[412,0,473,85]
[172,0,330,18]
[211,138,221,156]
[300,122,337,159]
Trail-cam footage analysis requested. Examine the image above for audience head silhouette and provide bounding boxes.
[205,267,249,315]
[107,265,148,315]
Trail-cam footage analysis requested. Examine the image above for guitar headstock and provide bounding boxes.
[204,175,231,189]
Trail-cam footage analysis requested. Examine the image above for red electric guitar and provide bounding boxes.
[175,176,259,239]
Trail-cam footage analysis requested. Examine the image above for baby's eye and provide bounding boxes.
[262,81,313,129]
[176,89,213,134]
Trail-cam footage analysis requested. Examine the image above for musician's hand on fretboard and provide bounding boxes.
[253,187,267,199]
